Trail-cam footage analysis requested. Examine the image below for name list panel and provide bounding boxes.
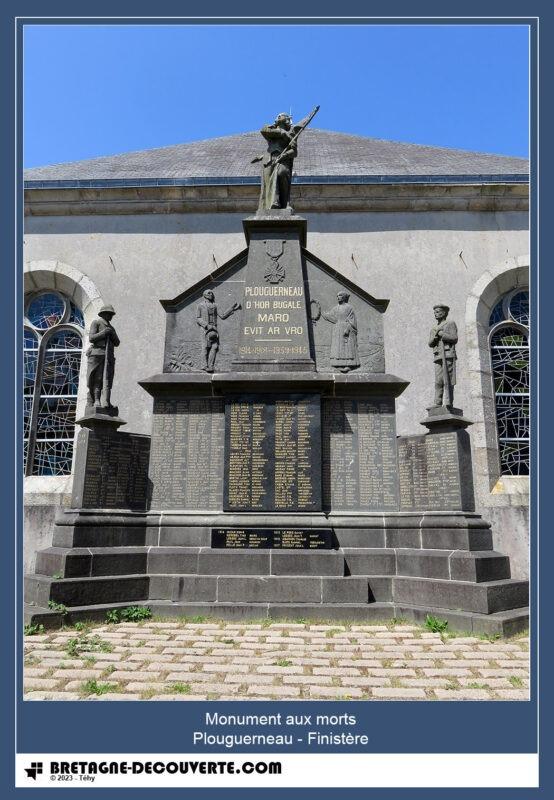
[75,429,151,511]
[149,398,225,509]
[397,431,474,511]
[224,394,321,512]
[322,398,399,511]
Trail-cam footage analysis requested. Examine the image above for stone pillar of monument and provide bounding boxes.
[233,211,315,372]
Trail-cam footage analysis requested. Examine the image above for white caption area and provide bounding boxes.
[16,753,539,789]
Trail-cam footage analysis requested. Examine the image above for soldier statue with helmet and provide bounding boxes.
[85,304,120,412]
[429,303,458,407]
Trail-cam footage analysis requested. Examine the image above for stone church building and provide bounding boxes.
[23,128,530,583]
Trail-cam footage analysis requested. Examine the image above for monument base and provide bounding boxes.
[421,404,473,432]
[76,405,126,431]
[24,507,529,636]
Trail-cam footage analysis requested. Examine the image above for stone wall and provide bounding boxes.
[23,209,528,438]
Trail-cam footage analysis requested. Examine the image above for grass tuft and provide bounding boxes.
[81,679,118,696]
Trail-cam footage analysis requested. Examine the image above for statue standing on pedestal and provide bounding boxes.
[86,304,120,410]
[253,106,319,212]
[429,303,458,407]
[196,290,240,372]
[322,290,360,373]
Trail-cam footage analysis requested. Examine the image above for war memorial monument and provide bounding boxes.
[24,109,529,635]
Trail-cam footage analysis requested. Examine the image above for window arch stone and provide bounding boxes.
[465,256,529,495]
[23,263,105,477]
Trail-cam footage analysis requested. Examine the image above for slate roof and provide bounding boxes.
[24,129,529,186]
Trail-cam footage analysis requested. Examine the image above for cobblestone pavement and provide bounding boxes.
[23,621,530,701]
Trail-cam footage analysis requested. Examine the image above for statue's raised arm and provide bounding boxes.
[254,105,320,213]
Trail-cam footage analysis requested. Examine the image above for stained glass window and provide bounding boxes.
[489,289,529,477]
[24,291,84,476]
[27,292,65,330]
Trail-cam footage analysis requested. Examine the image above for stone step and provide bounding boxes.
[148,574,527,614]
[335,527,493,551]
[25,574,149,608]
[24,572,528,615]
[51,519,493,551]
[393,604,530,638]
[52,524,149,549]
[150,548,347,577]
[35,546,509,583]
[24,599,529,637]
[35,547,148,578]
[391,576,528,615]
[344,549,511,582]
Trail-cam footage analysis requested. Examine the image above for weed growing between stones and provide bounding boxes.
[24,623,45,636]
[47,601,68,616]
[424,615,449,634]
[106,606,153,624]
[81,679,118,696]
[166,683,191,695]
[66,635,113,658]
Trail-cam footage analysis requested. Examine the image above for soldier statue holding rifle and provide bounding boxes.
[252,105,320,212]
[429,303,458,407]
[86,304,120,412]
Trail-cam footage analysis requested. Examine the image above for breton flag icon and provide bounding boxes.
[24,762,43,780]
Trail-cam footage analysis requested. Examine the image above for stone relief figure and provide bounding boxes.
[429,303,458,406]
[196,289,240,372]
[252,106,319,212]
[322,291,360,373]
[86,304,120,410]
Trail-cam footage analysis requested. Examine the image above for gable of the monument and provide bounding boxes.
[304,253,386,373]
[161,244,387,374]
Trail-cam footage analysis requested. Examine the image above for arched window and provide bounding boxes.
[489,289,529,476]
[24,291,84,476]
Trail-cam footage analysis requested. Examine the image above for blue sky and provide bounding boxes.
[23,24,529,168]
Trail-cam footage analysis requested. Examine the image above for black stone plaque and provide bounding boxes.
[149,398,224,509]
[223,394,321,512]
[72,428,151,510]
[234,224,314,371]
[321,398,399,511]
[397,430,475,511]
[212,528,333,549]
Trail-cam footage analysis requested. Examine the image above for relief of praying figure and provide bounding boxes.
[196,289,240,373]
[322,290,360,373]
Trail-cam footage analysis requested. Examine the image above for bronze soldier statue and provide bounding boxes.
[253,106,319,212]
[196,290,240,372]
[429,303,458,407]
[322,290,360,373]
[86,304,120,409]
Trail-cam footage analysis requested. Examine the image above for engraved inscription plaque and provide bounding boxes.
[322,398,399,511]
[224,394,321,512]
[234,229,313,368]
[149,398,225,509]
[397,431,474,511]
[397,436,430,509]
[212,528,333,549]
[72,429,151,510]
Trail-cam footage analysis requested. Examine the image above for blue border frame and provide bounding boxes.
[2,4,548,798]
